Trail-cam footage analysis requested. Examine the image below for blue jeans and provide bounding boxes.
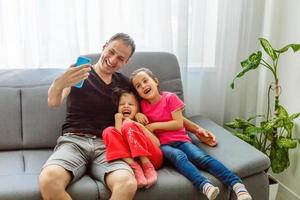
[161,141,241,190]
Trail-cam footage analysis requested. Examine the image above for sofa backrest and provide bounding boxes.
[0,52,183,150]
[85,52,184,100]
[0,70,66,150]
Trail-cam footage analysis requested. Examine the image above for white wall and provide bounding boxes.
[263,0,300,199]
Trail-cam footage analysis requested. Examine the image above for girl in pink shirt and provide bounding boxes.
[131,68,252,200]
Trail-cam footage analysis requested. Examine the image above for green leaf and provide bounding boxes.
[230,81,235,89]
[240,51,262,69]
[231,51,262,89]
[225,118,254,129]
[275,44,300,53]
[277,105,289,118]
[235,133,253,144]
[277,138,297,149]
[283,121,293,137]
[270,145,290,173]
[274,117,285,128]
[261,120,275,141]
[225,121,238,129]
[235,64,255,78]
[245,126,261,135]
[259,38,277,61]
[289,113,300,120]
[262,120,275,132]
[247,114,265,122]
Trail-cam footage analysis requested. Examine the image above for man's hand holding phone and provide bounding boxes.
[51,57,91,91]
[48,56,92,107]
[74,56,92,88]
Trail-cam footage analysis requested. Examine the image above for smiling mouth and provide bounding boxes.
[144,88,151,94]
[105,59,115,68]
[122,110,131,117]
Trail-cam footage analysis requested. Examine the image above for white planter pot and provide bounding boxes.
[269,176,279,200]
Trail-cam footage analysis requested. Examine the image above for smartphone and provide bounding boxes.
[74,56,91,88]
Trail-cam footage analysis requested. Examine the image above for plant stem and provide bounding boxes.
[272,54,280,146]
[261,59,276,77]
[267,85,272,120]
[273,54,280,82]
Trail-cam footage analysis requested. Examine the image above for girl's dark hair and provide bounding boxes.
[130,68,160,92]
[130,68,158,83]
[112,87,139,106]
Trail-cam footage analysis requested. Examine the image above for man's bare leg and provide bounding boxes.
[106,169,137,200]
[39,165,72,200]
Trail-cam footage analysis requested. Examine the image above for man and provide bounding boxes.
[39,33,137,200]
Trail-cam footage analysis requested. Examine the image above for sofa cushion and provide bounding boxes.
[0,174,42,200]
[0,174,99,200]
[23,150,54,173]
[0,150,52,175]
[95,164,231,200]
[188,116,270,178]
[0,151,24,175]
[21,86,65,149]
[0,87,22,150]
[0,149,99,200]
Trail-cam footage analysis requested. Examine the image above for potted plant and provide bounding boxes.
[225,38,300,174]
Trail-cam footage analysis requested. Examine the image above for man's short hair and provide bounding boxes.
[108,33,136,58]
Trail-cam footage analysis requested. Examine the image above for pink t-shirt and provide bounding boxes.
[141,92,191,145]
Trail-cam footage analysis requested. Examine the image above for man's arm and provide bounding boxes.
[48,64,91,107]
[48,80,71,107]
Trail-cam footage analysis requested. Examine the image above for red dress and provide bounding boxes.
[103,121,163,169]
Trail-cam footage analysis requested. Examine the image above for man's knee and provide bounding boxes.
[39,165,71,198]
[107,169,137,195]
[118,174,137,191]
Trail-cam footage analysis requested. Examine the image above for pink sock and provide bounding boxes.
[129,162,147,188]
[142,162,157,188]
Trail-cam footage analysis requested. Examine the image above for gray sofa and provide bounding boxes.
[0,52,270,200]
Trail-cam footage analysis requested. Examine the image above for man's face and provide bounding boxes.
[100,40,133,74]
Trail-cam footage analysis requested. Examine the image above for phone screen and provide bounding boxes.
[74,56,91,88]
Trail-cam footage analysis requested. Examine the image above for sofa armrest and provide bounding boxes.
[187,115,270,178]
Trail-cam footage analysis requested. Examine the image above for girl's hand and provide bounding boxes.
[135,113,149,125]
[145,123,156,133]
[115,113,123,122]
[114,113,123,133]
[195,127,217,147]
